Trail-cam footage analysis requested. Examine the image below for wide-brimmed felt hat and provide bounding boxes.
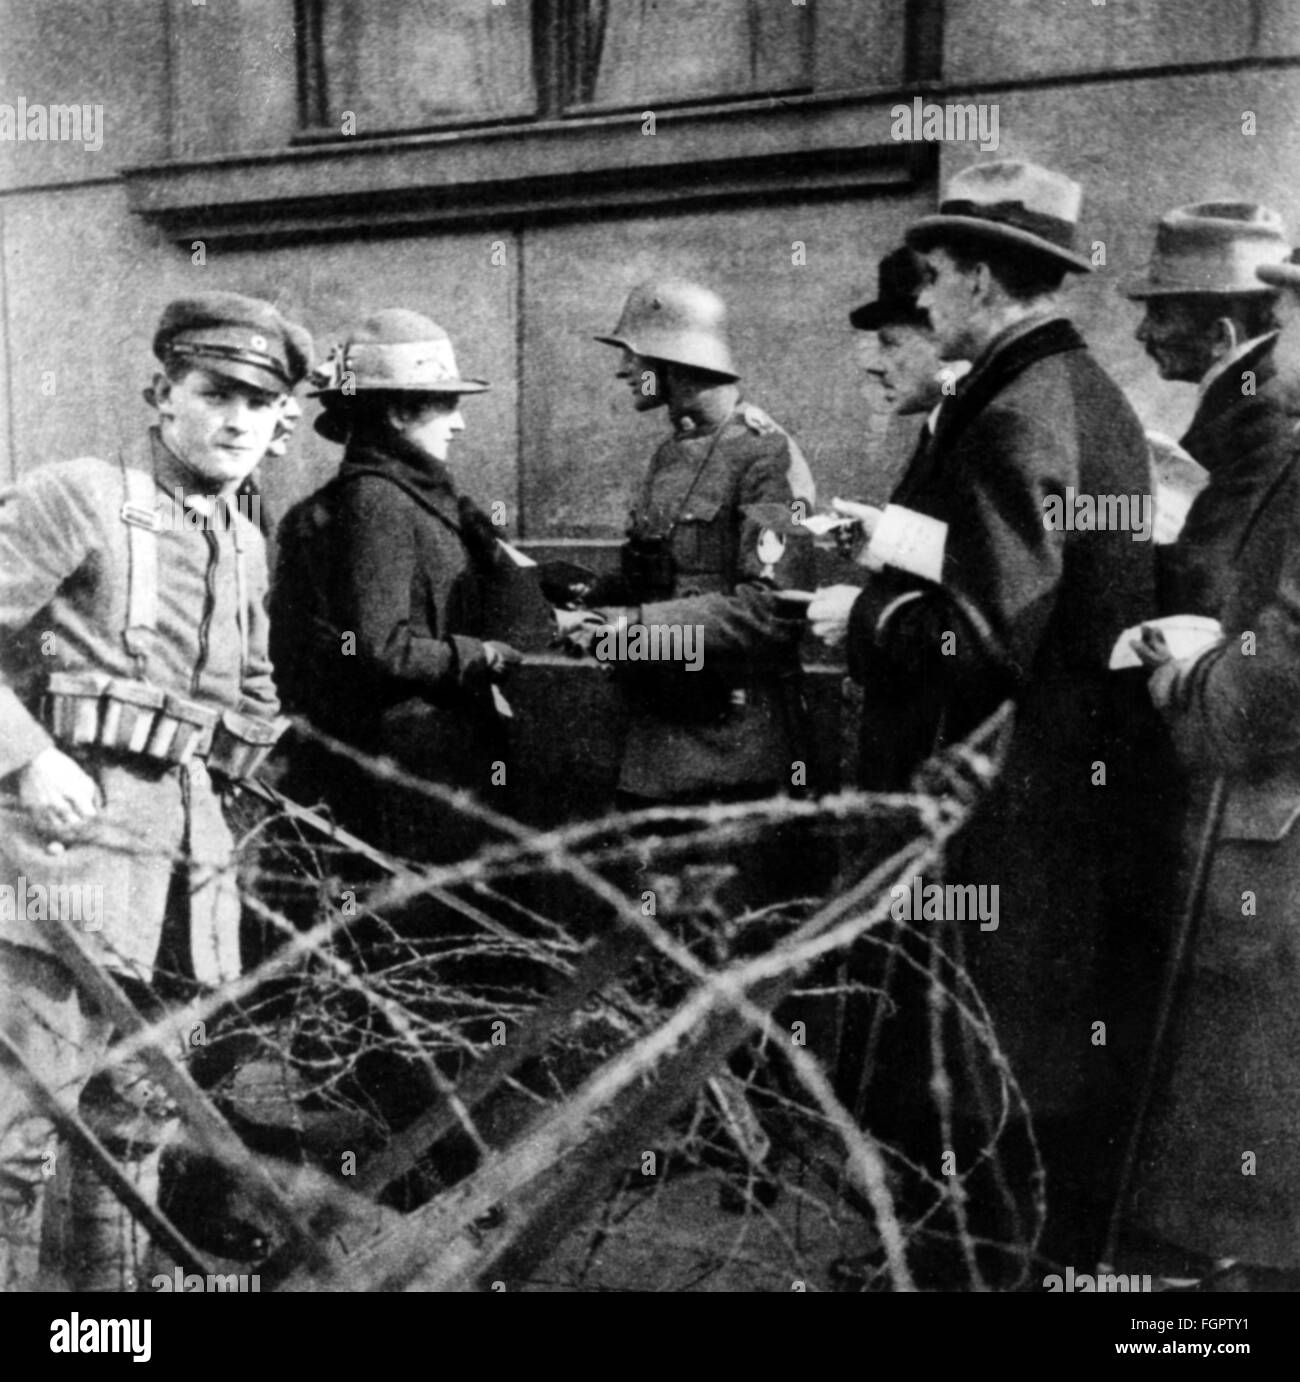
[1124,202,1289,299]
[310,309,489,397]
[849,247,931,330]
[906,160,1094,274]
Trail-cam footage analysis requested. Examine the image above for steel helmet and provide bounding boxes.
[595,279,740,380]
[309,309,489,396]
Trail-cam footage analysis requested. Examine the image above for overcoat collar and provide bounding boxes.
[339,431,462,528]
[931,316,1085,455]
[1182,334,1279,464]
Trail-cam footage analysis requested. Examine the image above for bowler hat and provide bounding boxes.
[849,247,931,330]
[1124,202,1289,299]
[310,309,489,397]
[906,160,1094,274]
[154,292,313,394]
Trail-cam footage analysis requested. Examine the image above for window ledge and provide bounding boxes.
[122,91,932,247]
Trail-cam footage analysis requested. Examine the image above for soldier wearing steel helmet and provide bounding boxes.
[0,291,312,1288]
[272,309,532,863]
[589,279,817,807]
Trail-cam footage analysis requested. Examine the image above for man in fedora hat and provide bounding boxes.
[0,291,312,1289]
[814,162,1164,1284]
[1121,218,1300,1288]
[1126,201,1294,611]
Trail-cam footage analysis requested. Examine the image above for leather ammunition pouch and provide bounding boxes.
[620,534,677,603]
[42,671,286,780]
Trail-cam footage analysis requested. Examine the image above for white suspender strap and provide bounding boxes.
[228,501,251,677]
[120,459,160,675]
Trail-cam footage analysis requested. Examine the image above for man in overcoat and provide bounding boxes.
[1127,202,1294,614]
[1126,215,1300,1288]
[811,161,1163,1278]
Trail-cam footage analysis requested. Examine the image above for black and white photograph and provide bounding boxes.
[0,0,1294,1357]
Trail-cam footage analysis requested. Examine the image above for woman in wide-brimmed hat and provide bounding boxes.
[273,309,532,862]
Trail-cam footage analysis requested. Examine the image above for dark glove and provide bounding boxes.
[538,559,598,608]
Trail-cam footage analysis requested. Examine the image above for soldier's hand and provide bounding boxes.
[19,746,100,837]
[483,640,522,677]
[808,585,862,647]
[554,607,601,636]
[554,608,604,654]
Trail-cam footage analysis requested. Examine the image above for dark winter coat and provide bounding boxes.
[1133,336,1300,1268]
[273,432,526,858]
[845,315,1165,1119]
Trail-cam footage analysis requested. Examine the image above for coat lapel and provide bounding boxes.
[931,318,1085,457]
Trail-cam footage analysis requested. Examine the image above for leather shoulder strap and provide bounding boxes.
[119,458,159,677]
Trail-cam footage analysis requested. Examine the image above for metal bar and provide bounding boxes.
[40,914,329,1272]
[0,1027,218,1280]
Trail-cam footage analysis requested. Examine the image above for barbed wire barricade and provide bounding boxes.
[4,702,1044,1291]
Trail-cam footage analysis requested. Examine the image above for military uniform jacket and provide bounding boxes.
[1134,337,1300,1268]
[844,316,1163,1117]
[606,400,815,800]
[0,427,277,984]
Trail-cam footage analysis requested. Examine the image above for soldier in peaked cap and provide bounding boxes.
[0,291,311,1289]
[586,279,816,807]
[1122,212,1300,1288]
[272,309,538,864]
[813,163,1166,1284]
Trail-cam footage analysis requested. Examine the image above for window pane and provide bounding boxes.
[316,0,536,131]
[572,0,812,111]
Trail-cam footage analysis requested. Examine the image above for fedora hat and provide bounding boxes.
[905,160,1094,273]
[1123,202,1289,299]
[849,247,931,330]
[1256,245,1300,291]
[310,309,489,397]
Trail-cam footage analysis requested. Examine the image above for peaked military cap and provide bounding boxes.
[154,292,314,394]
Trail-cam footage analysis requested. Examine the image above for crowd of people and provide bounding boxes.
[2,156,1299,1291]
